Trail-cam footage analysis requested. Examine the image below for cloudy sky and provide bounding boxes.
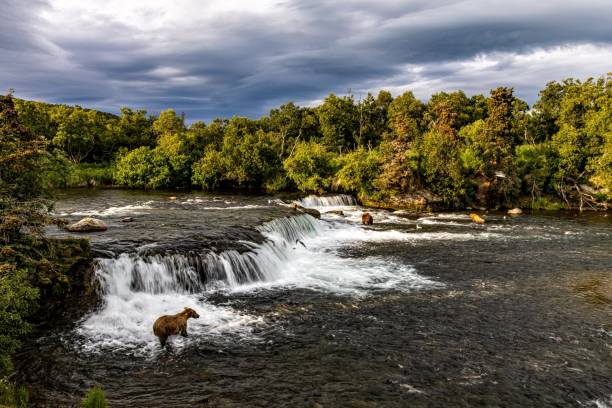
[2,0,611,121]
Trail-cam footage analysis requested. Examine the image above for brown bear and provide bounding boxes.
[153,307,200,348]
[469,213,485,224]
[362,212,373,225]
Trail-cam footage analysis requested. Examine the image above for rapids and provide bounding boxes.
[16,190,612,407]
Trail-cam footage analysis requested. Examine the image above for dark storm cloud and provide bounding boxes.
[1,0,611,121]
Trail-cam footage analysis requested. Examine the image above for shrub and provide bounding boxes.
[82,385,107,408]
[334,147,381,195]
[0,380,29,408]
[113,147,172,189]
[283,142,337,193]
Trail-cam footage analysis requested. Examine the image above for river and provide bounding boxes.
[16,190,612,407]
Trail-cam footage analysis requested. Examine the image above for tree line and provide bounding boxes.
[12,73,612,209]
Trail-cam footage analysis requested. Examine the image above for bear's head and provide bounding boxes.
[184,307,200,319]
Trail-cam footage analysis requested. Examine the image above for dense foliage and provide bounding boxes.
[0,93,92,397]
[12,73,612,209]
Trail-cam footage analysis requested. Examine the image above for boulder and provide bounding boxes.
[290,202,321,219]
[469,213,485,224]
[362,212,373,225]
[65,217,108,232]
[507,208,522,215]
[301,207,321,219]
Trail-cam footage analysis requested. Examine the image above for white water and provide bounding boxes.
[298,194,357,207]
[77,197,507,353]
[56,202,155,217]
[588,396,612,408]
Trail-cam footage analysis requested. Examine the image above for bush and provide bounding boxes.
[515,143,556,201]
[113,147,173,189]
[70,163,114,187]
[334,147,381,195]
[531,196,565,210]
[192,130,281,190]
[191,148,226,190]
[0,380,29,408]
[82,385,107,408]
[283,142,337,193]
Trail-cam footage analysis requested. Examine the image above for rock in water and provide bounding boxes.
[65,217,108,232]
[324,210,344,216]
[290,202,321,219]
[120,217,134,223]
[469,213,485,224]
[507,208,523,215]
[362,212,373,225]
[301,207,321,219]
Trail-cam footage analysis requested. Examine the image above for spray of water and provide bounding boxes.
[78,212,494,353]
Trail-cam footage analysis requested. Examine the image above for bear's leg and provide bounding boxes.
[181,328,188,337]
[160,336,167,348]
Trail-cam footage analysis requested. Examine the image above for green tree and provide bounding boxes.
[355,91,391,148]
[421,101,464,204]
[192,129,280,190]
[52,108,102,164]
[152,109,185,136]
[104,107,154,151]
[113,147,172,189]
[283,141,337,193]
[0,93,64,377]
[387,91,425,143]
[427,91,478,130]
[185,119,224,155]
[316,93,358,152]
[515,143,556,206]
[471,87,520,206]
[1,94,48,200]
[335,147,382,195]
[269,102,302,159]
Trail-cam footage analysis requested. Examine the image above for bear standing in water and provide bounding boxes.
[153,307,200,348]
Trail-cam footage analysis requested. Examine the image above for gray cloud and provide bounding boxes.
[1,0,611,121]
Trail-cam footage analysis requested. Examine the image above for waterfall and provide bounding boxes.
[79,212,439,351]
[95,214,323,295]
[297,194,357,207]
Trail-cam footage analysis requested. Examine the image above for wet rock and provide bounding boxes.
[324,210,344,216]
[507,208,523,215]
[65,217,108,232]
[302,208,321,219]
[168,196,177,200]
[362,212,373,225]
[469,213,485,224]
[120,217,134,223]
[290,202,321,219]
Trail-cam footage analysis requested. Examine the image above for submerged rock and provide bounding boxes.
[65,217,108,232]
[362,212,373,225]
[508,208,523,215]
[469,213,486,224]
[120,217,134,223]
[324,210,344,216]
